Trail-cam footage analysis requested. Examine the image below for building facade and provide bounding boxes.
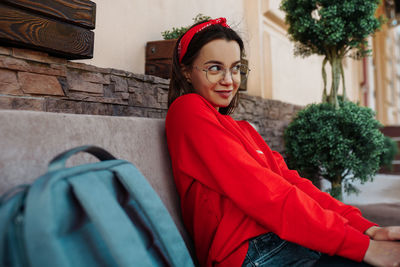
[370,3,400,125]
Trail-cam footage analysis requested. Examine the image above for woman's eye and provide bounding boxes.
[231,65,241,73]
[208,65,222,72]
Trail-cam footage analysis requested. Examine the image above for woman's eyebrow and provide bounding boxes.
[204,60,223,65]
[204,60,242,65]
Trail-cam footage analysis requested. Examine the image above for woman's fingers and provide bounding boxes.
[372,226,400,241]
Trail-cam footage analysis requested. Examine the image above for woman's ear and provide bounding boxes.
[181,64,192,83]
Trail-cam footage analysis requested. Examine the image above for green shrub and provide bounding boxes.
[161,14,212,40]
[280,0,386,200]
[380,136,398,170]
[284,101,385,200]
[161,27,188,40]
[280,0,383,107]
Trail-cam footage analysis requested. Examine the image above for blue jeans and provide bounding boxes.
[242,233,372,267]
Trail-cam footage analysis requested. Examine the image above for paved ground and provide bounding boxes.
[341,174,400,205]
[321,174,400,226]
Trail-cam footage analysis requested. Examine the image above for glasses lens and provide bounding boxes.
[206,72,222,84]
[231,65,241,83]
[204,65,250,84]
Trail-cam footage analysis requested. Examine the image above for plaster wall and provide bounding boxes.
[77,0,246,77]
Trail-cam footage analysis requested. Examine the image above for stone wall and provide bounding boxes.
[0,46,302,153]
[233,94,302,153]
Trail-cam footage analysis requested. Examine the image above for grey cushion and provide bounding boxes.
[354,203,400,227]
[0,109,193,252]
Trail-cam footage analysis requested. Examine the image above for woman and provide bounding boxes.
[165,17,400,267]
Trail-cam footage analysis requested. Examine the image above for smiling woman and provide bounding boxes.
[165,17,400,267]
[168,18,246,115]
[183,39,242,110]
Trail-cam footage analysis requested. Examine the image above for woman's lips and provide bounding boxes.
[215,90,233,98]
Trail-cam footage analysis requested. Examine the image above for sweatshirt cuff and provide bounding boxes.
[336,226,370,262]
[346,213,379,233]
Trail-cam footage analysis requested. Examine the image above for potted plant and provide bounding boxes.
[280,0,388,200]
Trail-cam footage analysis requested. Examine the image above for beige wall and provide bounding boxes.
[78,0,245,75]
[78,0,362,107]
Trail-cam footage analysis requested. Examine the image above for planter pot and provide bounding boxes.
[145,39,248,91]
[145,39,177,79]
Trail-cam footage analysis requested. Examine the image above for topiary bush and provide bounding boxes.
[280,0,387,200]
[379,136,399,171]
[280,0,384,107]
[284,100,385,200]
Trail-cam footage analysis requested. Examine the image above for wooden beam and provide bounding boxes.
[0,3,94,59]
[0,0,96,29]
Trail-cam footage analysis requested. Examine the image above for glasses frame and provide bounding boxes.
[194,64,250,85]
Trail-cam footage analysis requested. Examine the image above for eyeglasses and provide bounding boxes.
[194,64,250,85]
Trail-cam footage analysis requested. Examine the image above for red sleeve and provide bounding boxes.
[238,121,378,233]
[271,150,378,233]
[166,94,370,262]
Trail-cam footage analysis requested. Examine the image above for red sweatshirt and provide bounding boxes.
[165,94,377,267]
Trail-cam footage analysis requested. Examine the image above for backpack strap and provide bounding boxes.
[48,145,116,172]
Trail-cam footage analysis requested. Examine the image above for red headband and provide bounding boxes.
[178,17,230,63]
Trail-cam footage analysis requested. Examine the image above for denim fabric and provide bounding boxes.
[242,232,320,267]
[314,254,372,266]
[242,233,373,267]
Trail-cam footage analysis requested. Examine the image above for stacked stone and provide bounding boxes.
[234,94,302,153]
[0,45,301,153]
[0,46,169,118]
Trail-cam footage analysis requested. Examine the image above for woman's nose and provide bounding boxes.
[220,70,233,84]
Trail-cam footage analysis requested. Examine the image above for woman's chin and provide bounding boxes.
[212,101,231,110]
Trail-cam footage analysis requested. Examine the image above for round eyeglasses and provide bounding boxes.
[194,64,250,85]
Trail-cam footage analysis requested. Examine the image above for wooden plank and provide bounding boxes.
[0,3,94,59]
[1,0,96,29]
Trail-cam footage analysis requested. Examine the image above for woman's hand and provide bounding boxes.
[366,226,400,241]
[364,240,400,266]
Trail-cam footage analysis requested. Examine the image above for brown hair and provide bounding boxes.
[168,20,245,115]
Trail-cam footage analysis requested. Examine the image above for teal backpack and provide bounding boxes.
[0,146,194,267]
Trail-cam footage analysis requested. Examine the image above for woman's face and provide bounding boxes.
[186,39,241,110]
